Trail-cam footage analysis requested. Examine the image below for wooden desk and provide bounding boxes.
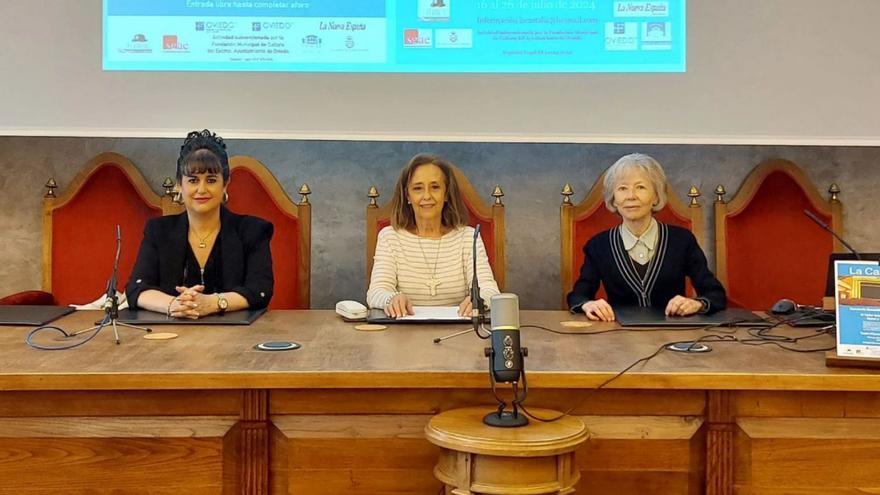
[1,310,878,494]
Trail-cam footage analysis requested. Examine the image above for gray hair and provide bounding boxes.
[602,153,668,213]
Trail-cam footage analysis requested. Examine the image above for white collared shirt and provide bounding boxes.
[619,218,658,266]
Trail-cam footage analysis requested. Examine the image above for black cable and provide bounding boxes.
[520,338,672,422]
[25,316,109,350]
[521,324,707,336]
[517,320,835,423]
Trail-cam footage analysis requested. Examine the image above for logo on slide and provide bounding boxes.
[195,21,236,33]
[418,0,450,21]
[403,29,432,48]
[613,1,669,17]
[254,22,293,32]
[118,33,151,54]
[162,35,189,52]
[436,29,472,49]
[641,21,671,50]
[604,22,637,51]
[301,35,323,48]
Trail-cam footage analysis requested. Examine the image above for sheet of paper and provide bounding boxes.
[397,306,468,321]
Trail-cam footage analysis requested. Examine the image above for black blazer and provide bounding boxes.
[567,223,726,313]
[125,207,274,309]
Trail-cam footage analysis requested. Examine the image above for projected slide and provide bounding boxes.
[103,0,685,72]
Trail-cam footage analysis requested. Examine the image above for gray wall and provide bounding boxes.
[1,137,877,309]
[3,0,880,144]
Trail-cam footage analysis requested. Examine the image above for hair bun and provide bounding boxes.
[176,129,230,181]
[181,129,226,153]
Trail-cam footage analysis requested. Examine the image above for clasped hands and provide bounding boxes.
[384,293,474,318]
[582,295,704,322]
[168,285,217,319]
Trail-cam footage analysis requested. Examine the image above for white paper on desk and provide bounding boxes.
[69,291,129,310]
[397,306,468,321]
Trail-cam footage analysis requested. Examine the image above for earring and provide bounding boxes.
[224,192,229,203]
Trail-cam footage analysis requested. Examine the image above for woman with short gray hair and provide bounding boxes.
[567,153,726,321]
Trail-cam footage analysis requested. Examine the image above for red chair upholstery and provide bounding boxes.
[366,166,506,289]
[43,153,163,305]
[714,159,842,309]
[0,290,56,305]
[560,173,704,308]
[225,156,311,309]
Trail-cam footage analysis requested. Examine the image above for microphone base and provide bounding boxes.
[483,410,529,428]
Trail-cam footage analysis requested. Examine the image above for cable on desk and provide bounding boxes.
[517,319,835,423]
[25,317,109,351]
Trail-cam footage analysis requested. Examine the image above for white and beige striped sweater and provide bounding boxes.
[367,226,500,309]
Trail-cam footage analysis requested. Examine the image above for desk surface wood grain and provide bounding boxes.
[1,310,875,391]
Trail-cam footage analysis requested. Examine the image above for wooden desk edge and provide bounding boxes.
[2,370,879,391]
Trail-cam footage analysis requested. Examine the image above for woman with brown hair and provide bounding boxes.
[126,130,274,318]
[367,154,500,317]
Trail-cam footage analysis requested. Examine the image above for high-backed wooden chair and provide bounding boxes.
[559,173,704,308]
[42,153,164,306]
[223,156,311,309]
[366,167,506,290]
[714,159,842,309]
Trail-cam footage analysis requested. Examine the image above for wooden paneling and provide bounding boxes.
[0,416,236,495]
[734,391,880,418]
[735,418,880,494]
[271,414,441,494]
[576,415,705,495]
[270,388,706,416]
[0,390,241,416]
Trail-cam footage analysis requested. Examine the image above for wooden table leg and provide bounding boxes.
[241,389,269,495]
[706,390,733,495]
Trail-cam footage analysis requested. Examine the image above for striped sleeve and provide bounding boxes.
[366,227,399,309]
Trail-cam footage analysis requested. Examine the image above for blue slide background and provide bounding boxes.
[104,0,685,72]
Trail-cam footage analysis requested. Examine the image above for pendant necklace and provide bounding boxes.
[418,234,443,296]
[191,227,218,249]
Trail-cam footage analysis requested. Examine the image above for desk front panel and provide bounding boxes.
[1,311,879,494]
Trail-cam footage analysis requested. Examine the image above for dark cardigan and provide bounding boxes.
[125,207,274,309]
[567,223,726,313]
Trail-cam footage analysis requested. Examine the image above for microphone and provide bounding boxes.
[104,225,122,307]
[26,224,150,350]
[470,225,488,337]
[430,225,489,344]
[483,293,528,427]
[803,209,860,259]
[488,293,524,383]
[430,226,489,345]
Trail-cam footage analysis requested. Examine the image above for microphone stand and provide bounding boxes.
[432,225,490,344]
[483,347,529,427]
[804,209,861,259]
[71,226,151,344]
[433,328,472,344]
[71,288,152,345]
[470,224,489,339]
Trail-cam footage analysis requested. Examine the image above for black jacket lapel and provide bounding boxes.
[220,207,244,289]
[164,213,189,288]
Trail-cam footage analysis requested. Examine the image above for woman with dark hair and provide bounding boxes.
[125,129,274,318]
[367,153,500,317]
[567,153,725,321]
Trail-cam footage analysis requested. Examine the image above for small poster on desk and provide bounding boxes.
[835,260,880,358]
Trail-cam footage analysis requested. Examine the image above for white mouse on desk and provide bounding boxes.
[336,300,368,321]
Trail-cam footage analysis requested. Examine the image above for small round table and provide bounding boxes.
[425,407,589,495]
